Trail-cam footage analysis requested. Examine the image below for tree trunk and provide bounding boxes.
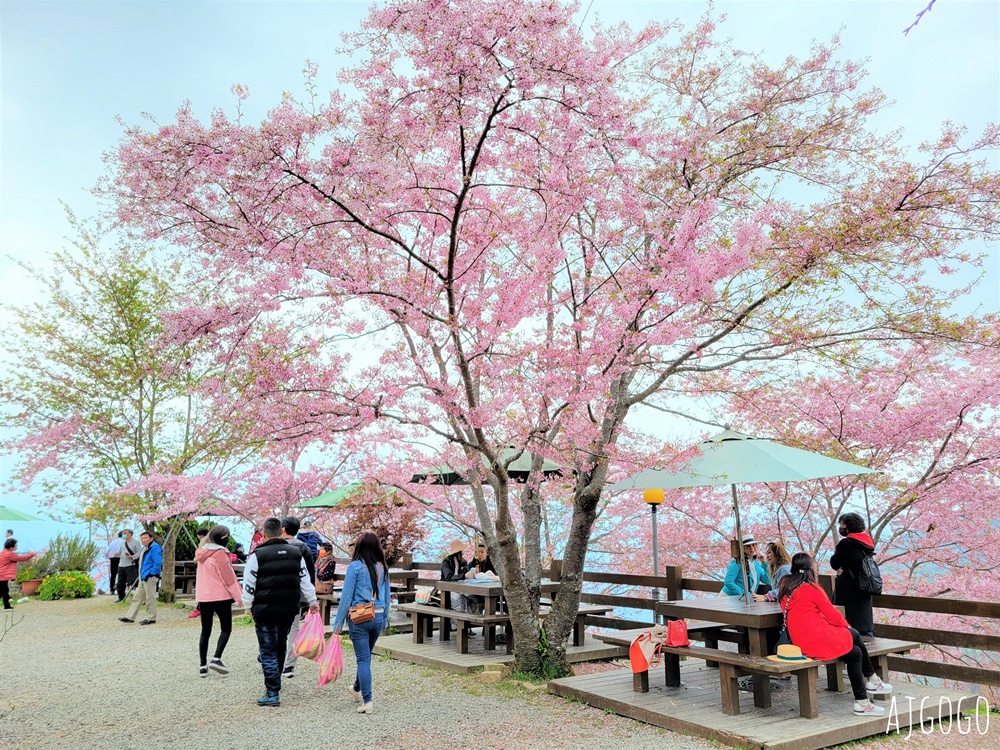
[155,522,177,603]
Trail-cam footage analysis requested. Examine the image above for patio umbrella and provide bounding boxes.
[295,482,392,510]
[410,447,565,485]
[0,505,45,522]
[610,429,877,604]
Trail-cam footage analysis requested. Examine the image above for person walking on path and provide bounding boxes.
[296,520,323,558]
[279,516,316,680]
[779,552,892,717]
[194,525,243,677]
[831,512,877,637]
[242,517,318,707]
[120,531,162,625]
[116,529,142,602]
[0,538,36,609]
[189,526,210,619]
[104,532,123,594]
[333,531,392,715]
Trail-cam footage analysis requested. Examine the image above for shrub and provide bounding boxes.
[15,552,56,583]
[36,571,96,600]
[45,533,100,573]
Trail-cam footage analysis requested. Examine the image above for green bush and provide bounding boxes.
[36,571,96,600]
[45,533,100,573]
[15,552,56,583]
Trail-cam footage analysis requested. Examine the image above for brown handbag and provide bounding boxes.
[348,564,382,624]
[316,580,335,595]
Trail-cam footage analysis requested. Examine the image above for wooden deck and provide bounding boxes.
[374,631,626,674]
[548,662,977,750]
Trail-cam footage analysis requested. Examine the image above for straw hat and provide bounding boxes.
[767,644,812,662]
[447,540,467,556]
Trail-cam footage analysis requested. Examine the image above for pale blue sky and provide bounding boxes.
[0,0,998,526]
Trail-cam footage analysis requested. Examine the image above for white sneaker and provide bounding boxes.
[854,699,886,717]
[865,676,892,695]
[357,702,375,715]
[348,685,362,702]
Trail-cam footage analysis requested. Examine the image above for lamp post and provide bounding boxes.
[644,488,664,615]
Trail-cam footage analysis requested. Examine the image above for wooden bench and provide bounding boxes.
[539,602,613,647]
[626,637,919,719]
[398,602,512,653]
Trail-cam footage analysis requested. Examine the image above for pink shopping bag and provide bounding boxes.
[292,612,326,661]
[317,633,344,687]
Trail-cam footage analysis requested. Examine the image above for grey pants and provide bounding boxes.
[126,577,159,621]
[283,607,306,668]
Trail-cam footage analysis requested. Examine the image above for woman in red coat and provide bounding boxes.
[779,552,892,717]
[0,538,37,609]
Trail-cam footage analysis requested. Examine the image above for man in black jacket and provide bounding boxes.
[831,512,877,637]
[242,517,318,707]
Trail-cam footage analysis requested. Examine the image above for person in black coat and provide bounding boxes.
[441,540,470,631]
[831,512,876,637]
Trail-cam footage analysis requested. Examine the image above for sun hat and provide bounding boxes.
[767,644,813,662]
[740,535,757,546]
[448,540,466,556]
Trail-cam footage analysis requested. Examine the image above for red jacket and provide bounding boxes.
[781,582,853,660]
[0,549,36,581]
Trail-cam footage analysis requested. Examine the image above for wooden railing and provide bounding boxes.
[387,557,1000,689]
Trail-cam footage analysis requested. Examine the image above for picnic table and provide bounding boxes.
[657,596,781,708]
[646,596,917,718]
[399,579,609,654]
[318,569,419,627]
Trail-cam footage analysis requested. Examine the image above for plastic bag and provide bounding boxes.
[317,633,344,687]
[292,611,325,661]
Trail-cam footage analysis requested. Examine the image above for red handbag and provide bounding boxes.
[666,619,690,647]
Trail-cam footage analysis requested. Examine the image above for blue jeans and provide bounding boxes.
[348,615,385,703]
[255,616,293,696]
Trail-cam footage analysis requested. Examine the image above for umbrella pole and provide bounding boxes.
[650,504,661,622]
[732,484,751,607]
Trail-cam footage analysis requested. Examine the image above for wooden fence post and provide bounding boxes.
[550,558,563,581]
[663,565,683,600]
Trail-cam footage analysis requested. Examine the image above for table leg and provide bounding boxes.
[505,623,514,655]
[573,615,585,647]
[457,623,469,654]
[485,625,496,651]
[797,667,819,719]
[747,628,772,709]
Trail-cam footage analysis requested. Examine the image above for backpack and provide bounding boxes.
[857,554,883,596]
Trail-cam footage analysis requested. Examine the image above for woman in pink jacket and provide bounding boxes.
[0,538,37,609]
[194,525,243,677]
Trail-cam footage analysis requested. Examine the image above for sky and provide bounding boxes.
[0,0,998,541]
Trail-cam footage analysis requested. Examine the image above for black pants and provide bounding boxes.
[108,558,120,592]
[1,580,10,609]
[199,600,234,665]
[841,627,877,699]
[117,565,138,601]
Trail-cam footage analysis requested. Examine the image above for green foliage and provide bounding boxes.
[45,533,100,573]
[15,551,56,583]
[174,519,238,560]
[36,571,96,600]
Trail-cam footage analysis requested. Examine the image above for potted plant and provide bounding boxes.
[15,553,55,596]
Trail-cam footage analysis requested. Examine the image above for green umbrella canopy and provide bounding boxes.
[609,430,877,490]
[410,447,565,485]
[296,482,390,509]
[0,505,45,522]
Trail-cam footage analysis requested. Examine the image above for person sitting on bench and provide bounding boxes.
[779,552,892,718]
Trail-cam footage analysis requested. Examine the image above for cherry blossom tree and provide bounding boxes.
[103,0,1000,675]
[0,214,262,598]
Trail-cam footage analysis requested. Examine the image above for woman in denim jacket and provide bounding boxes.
[332,532,391,714]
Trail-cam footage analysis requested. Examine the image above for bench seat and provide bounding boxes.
[398,603,511,653]
[630,637,919,719]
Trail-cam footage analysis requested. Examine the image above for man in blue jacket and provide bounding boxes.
[120,530,163,625]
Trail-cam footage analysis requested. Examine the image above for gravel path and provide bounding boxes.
[1,597,994,750]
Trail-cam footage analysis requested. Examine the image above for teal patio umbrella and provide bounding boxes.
[296,482,370,510]
[610,430,877,604]
[0,505,45,522]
